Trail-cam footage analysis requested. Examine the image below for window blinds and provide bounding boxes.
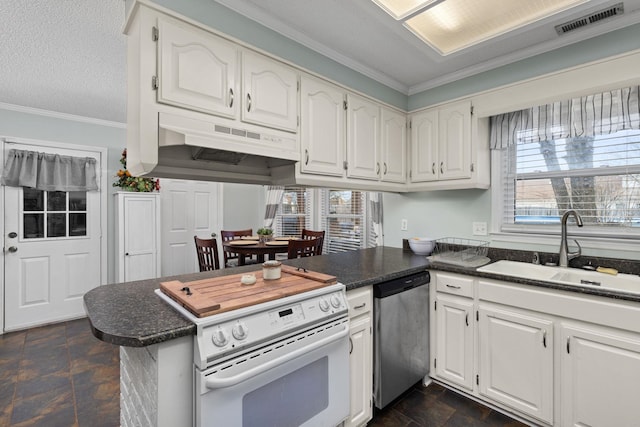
[274,187,311,237]
[321,189,370,253]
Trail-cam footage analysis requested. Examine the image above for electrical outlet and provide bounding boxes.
[472,221,487,236]
[401,219,408,231]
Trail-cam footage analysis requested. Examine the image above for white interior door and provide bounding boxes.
[4,142,102,331]
[160,179,221,276]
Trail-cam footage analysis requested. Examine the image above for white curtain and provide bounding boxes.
[490,85,640,149]
[369,192,384,246]
[263,185,285,229]
[1,149,98,191]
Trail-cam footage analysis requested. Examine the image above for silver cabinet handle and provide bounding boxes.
[305,149,309,165]
[383,163,387,175]
[432,162,436,175]
[7,246,18,253]
[445,284,461,289]
[353,303,366,310]
[349,337,353,355]
[229,88,234,108]
[376,163,380,175]
[247,93,252,112]
[542,330,547,348]
[465,313,469,326]
[440,162,444,174]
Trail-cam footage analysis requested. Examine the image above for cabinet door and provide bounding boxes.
[438,100,471,180]
[380,107,407,183]
[347,94,380,181]
[347,314,373,427]
[300,76,346,176]
[157,16,237,118]
[409,109,438,182]
[118,193,160,282]
[434,293,474,390]
[478,305,553,424]
[561,324,640,427]
[242,51,298,132]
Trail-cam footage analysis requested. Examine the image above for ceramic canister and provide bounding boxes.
[262,260,282,280]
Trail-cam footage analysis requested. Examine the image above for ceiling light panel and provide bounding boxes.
[371,0,439,20]
[404,0,589,55]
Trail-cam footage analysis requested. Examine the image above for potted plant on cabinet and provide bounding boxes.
[113,149,160,192]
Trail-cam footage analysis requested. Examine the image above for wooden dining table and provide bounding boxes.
[222,238,296,266]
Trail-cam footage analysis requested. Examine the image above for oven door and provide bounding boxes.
[196,318,350,427]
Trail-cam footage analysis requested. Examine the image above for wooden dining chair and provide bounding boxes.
[287,237,323,259]
[301,229,325,255]
[194,236,221,272]
[221,229,257,267]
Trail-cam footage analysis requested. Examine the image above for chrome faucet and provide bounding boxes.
[559,210,583,267]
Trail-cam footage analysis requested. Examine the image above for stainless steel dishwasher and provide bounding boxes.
[373,271,430,409]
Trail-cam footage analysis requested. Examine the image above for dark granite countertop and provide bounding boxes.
[84,246,429,347]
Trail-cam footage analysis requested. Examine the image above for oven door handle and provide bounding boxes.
[205,325,349,390]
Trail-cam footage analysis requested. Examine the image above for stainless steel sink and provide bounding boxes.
[477,260,640,295]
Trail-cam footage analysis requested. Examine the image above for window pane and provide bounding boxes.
[47,191,67,211]
[69,213,87,236]
[23,188,44,211]
[275,188,310,238]
[24,213,44,238]
[69,192,87,211]
[47,213,67,237]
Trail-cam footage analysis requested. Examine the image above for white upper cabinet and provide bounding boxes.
[408,99,488,190]
[380,107,407,183]
[300,75,346,176]
[242,51,299,133]
[438,101,472,180]
[410,109,438,182]
[157,16,237,118]
[346,93,380,181]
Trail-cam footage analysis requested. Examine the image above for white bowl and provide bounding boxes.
[408,238,435,255]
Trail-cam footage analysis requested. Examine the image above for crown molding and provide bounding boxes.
[0,103,126,129]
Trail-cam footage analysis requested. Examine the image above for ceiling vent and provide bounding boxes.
[555,3,624,35]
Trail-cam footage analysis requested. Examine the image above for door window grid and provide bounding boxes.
[22,189,87,239]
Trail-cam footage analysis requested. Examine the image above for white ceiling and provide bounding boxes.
[1,0,640,124]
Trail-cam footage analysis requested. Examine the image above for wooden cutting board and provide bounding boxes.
[160,267,337,318]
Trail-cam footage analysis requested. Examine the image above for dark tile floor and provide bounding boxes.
[370,382,529,427]
[0,318,527,427]
[0,318,120,427]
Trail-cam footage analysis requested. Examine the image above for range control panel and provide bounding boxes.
[193,284,347,368]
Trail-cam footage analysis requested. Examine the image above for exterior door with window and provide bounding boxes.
[4,144,102,331]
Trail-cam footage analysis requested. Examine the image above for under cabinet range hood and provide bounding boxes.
[127,111,299,185]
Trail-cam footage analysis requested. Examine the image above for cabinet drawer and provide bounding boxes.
[435,273,474,298]
[347,286,372,318]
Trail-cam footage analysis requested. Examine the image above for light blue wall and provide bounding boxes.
[382,189,491,247]
[222,183,265,232]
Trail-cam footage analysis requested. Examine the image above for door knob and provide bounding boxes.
[8,232,17,238]
[7,246,18,253]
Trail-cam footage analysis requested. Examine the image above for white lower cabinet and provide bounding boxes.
[430,271,640,426]
[561,323,640,427]
[434,293,474,391]
[344,286,373,427]
[478,304,553,424]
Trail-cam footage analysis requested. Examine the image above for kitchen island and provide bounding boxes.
[84,246,430,427]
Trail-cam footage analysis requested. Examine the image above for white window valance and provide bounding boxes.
[490,85,640,149]
[1,149,99,191]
